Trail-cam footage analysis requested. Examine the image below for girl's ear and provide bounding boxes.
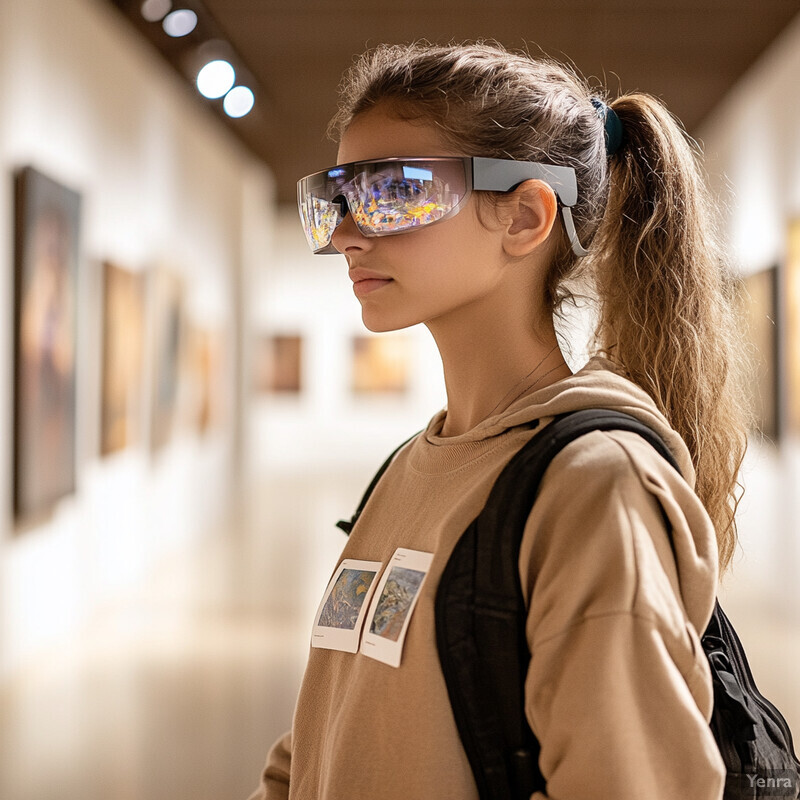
[497,179,559,258]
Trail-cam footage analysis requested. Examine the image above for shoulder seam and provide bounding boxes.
[548,428,647,478]
[604,429,681,480]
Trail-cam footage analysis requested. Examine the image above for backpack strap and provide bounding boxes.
[434,408,680,800]
[335,430,423,535]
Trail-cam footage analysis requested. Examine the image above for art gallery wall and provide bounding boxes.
[698,11,800,618]
[0,0,274,674]
[249,204,447,477]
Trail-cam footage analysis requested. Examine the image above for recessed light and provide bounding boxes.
[141,0,171,22]
[197,60,236,99]
[163,9,198,37]
[224,86,255,118]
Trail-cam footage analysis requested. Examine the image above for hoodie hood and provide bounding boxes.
[416,355,696,488]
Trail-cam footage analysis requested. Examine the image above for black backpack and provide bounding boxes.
[336,409,800,800]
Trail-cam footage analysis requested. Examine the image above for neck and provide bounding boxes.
[427,302,572,438]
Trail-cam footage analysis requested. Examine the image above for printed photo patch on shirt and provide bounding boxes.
[311,559,383,653]
[360,548,434,668]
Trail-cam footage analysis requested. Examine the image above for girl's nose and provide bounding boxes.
[330,198,369,254]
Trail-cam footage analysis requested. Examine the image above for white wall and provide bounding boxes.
[249,205,448,475]
[0,0,274,674]
[697,12,800,620]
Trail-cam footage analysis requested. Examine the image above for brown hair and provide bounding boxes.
[327,40,750,575]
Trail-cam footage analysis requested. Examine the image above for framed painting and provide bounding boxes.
[254,334,303,394]
[351,334,411,395]
[186,324,225,433]
[788,220,800,436]
[13,166,81,521]
[738,266,780,441]
[150,269,184,453]
[101,262,146,456]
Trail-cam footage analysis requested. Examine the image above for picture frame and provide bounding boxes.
[253,333,303,394]
[13,166,81,521]
[100,261,146,456]
[150,269,185,453]
[351,334,411,395]
[186,323,225,434]
[787,220,800,436]
[739,266,780,441]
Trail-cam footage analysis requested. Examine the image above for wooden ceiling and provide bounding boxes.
[109,0,800,204]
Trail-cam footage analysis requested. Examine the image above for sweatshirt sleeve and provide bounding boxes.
[247,730,292,800]
[518,430,725,800]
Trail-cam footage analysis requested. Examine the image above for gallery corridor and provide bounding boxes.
[2,2,800,799]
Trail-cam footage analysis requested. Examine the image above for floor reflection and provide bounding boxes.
[0,468,358,800]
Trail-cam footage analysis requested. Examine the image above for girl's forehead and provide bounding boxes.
[336,107,461,164]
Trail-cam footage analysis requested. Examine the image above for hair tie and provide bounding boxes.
[590,98,623,157]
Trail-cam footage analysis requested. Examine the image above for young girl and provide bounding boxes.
[249,40,749,800]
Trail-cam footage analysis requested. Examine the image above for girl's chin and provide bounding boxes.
[361,310,418,334]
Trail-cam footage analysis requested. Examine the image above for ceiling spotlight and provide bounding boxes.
[197,60,235,99]
[223,86,255,118]
[141,0,171,22]
[163,9,198,37]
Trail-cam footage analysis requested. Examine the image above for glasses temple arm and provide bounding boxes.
[560,207,589,258]
[472,157,589,258]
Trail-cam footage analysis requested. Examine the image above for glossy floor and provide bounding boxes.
[1,470,798,800]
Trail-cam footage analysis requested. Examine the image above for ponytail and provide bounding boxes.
[591,93,750,575]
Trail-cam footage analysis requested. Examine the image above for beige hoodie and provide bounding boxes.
[248,356,726,800]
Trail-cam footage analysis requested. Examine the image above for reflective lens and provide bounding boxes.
[297,158,470,254]
[299,194,343,253]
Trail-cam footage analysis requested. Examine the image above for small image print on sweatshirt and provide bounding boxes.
[369,566,426,641]
[319,569,377,629]
[361,548,434,668]
[312,559,382,653]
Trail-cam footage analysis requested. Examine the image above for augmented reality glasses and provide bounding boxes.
[297,156,588,257]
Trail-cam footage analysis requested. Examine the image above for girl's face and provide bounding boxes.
[333,106,514,334]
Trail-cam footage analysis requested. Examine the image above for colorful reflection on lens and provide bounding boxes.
[300,195,341,251]
[298,160,466,252]
[347,169,458,233]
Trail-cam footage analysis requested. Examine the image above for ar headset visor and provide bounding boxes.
[297,156,588,257]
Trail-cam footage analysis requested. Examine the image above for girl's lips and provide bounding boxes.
[353,278,393,298]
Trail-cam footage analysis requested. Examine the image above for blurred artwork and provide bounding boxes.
[13,166,80,520]
[789,220,800,436]
[351,334,411,395]
[101,262,146,456]
[738,267,780,441]
[150,270,184,452]
[186,324,226,433]
[254,334,303,393]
